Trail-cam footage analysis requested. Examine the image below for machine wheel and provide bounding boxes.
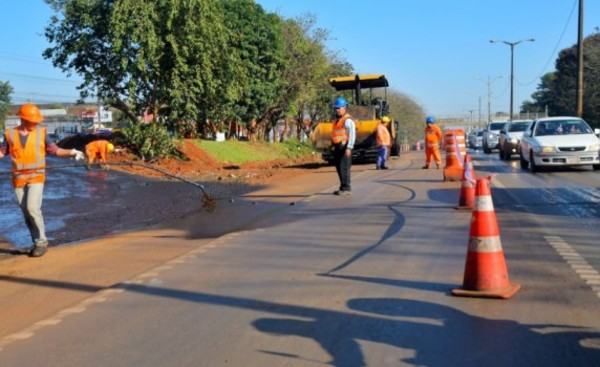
[519,151,529,169]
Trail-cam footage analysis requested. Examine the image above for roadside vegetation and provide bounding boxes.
[198,138,314,165]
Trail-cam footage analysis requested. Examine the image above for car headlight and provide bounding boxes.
[589,143,600,151]
[509,138,518,144]
[533,146,556,153]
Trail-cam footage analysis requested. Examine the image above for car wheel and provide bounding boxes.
[593,164,600,171]
[483,146,490,154]
[519,151,529,169]
[529,151,538,173]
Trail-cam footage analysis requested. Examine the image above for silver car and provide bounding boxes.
[482,121,508,154]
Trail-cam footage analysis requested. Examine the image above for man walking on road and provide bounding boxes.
[0,103,85,257]
[376,116,392,170]
[331,97,356,195]
[423,116,443,169]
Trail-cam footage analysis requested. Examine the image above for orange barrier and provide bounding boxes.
[443,129,466,181]
[456,154,476,210]
[452,178,520,299]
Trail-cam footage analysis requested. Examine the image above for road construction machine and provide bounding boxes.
[311,74,397,163]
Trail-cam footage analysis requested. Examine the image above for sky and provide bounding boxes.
[1,0,598,120]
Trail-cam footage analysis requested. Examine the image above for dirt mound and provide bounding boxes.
[110,139,325,186]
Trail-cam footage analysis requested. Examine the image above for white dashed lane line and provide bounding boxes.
[545,235,600,299]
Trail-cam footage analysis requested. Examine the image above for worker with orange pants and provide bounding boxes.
[422,116,443,169]
[85,139,115,169]
[0,103,85,257]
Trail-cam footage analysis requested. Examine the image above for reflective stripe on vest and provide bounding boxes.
[332,114,351,145]
[7,127,46,187]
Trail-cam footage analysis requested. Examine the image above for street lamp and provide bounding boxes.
[490,38,535,120]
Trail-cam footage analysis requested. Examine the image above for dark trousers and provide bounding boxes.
[333,145,352,191]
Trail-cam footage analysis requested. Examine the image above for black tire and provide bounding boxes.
[483,146,491,154]
[593,164,600,171]
[519,151,529,169]
[529,151,538,173]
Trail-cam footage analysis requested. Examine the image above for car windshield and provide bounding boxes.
[535,119,592,136]
[508,122,530,132]
[489,122,506,130]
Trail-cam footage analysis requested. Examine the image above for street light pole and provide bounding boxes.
[490,38,535,120]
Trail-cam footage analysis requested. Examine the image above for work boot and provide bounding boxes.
[333,190,352,196]
[381,166,389,170]
[29,244,48,258]
[422,165,429,169]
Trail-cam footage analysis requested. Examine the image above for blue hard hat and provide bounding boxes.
[333,97,348,109]
[426,116,436,123]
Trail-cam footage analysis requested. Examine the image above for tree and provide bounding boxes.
[527,31,600,126]
[0,81,13,130]
[44,0,242,132]
[220,0,285,131]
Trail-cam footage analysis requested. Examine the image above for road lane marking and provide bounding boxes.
[545,236,600,299]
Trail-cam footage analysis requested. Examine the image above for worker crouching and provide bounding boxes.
[85,140,115,170]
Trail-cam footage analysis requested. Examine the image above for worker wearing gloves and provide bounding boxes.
[423,116,443,169]
[376,116,392,170]
[85,139,115,169]
[331,97,356,196]
[0,103,85,257]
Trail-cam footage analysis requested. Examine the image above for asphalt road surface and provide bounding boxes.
[0,151,599,366]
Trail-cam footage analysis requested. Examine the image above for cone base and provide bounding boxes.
[451,283,521,299]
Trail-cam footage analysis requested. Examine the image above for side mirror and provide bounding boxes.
[523,130,531,137]
[594,128,600,137]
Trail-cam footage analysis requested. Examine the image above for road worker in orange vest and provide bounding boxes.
[423,116,443,169]
[376,116,392,170]
[331,97,356,196]
[0,103,85,257]
[85,139,115,170]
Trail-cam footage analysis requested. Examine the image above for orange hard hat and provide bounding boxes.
[18,103,44,123]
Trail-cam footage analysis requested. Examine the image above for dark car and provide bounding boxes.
[498,120,532,160]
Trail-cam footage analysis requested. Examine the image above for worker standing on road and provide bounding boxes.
[376,116,392,170]
[423,116,443,169]
[0,103,85,257]
[331,97,356,195]
[85,139,114,170]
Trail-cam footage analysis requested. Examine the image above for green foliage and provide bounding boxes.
[526,32,600,126]
[44,0,243,131]
[121,122,179,162]
[0,81,13,130]
[198,138,313,164]
[220,0,285,125]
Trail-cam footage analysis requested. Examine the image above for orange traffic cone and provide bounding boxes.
[452,178,520,299]
[456,154,476,210]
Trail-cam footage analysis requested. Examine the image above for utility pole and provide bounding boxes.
[576,0,584,117]
[475,76,502,123]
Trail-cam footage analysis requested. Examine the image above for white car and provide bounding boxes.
[519,117,600,172]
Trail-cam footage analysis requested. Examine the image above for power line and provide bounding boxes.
[515,0,578,86]
[0,71,82,85]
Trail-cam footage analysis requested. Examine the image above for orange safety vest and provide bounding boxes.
[331,114,352,145]
[425,124,443,148]
[376,123,391,147]
[5,126,47,188]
